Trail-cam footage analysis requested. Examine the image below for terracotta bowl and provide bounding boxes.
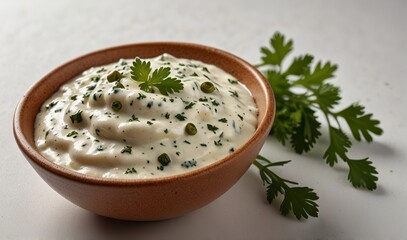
[13,42,275,221]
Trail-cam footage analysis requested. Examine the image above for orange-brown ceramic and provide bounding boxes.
[13,42,275,221]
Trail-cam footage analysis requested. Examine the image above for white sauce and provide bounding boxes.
[34,54,258,179]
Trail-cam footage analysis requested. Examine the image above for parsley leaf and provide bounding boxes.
[347,158,378,190]
[336,104,383,142]
[323,127,351,166]
[254,155,319,220]
[260,32,293,66]
[256,32,383,193]
[290,107,321,153]
[130,58,184,96]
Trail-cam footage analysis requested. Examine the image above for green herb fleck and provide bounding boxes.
[228,79,238,84]
[207,124,219,134]
[185,102,196,110]
[125,167,137,174]
[70,111,83,123]
[128,114,139,122]
[229,90,239,98]
[121,146,132,154]
[218,118,228,123]
[46,101,58,110]
[114,82,125,89]
[211,100,220,106]
[214,139,222,146]
[175,113,187,121]
[137,93,147,100]
[67,131,78,138]
[181,159,197,168]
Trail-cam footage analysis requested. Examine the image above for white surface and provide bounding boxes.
[1,0,406,239]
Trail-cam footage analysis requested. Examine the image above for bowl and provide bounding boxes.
[13,42,275,221]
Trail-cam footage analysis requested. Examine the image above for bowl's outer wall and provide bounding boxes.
[14,42,274,220]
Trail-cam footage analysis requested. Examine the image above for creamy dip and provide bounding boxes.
[34,54,258,179]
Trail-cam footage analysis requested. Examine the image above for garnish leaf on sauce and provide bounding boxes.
[130,58,184,96]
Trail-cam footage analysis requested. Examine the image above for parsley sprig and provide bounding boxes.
[130,58,184,96]
[254,155,319,220]
[253,32,383,219]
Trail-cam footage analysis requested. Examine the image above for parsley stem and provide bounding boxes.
[253,63,267,68]
[253,156,298,185]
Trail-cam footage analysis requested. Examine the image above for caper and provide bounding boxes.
[185,122,197,135]
[200,81,215,93]
[107,70,123,82]
[157,153,171,166]
[111,101,122,111]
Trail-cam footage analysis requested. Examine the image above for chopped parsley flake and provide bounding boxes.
[66,131,78,138]
[214,139,223,146]
[185,102,195,109]
[121,146,132,154]
[46,101,58,110]
[128,114,139,122]
[228,79,238,84]
[207,124,219,134]
[137,93,147,100]
[69,111,83,123]
[181,159,197,168]
[175,113,187,121]
[125,167,137,174]
[229,90,239,98]
[218,118,228,123]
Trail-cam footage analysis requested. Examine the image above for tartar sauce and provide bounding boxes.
[34,54,258,179]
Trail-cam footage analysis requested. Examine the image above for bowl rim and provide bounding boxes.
[13,41,275,186]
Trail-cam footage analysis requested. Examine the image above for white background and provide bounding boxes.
[1,0,406,239]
